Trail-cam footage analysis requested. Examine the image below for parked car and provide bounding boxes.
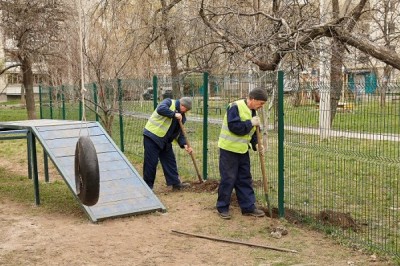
[160,87,173,99]
[142,86,173,100]
[142,87,154,100]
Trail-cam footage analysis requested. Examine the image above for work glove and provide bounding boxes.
[256,144,264,156]
[251,116,261,126]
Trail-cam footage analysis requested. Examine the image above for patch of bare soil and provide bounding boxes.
[186,179,220,193]
[0,152,394,265]
[317,210,360,231]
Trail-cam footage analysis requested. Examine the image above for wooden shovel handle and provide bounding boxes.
[256,126,269,194]
[178,120,203,182]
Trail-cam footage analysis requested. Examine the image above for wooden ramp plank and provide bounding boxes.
[0,120,166,222]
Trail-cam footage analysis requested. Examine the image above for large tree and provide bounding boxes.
[198,0,400,125]
[142,0,186,97]
[0,0,68,119]
[200,0,400,71]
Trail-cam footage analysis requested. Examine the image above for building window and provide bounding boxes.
[6,73,47,85]
[6,73,22,84]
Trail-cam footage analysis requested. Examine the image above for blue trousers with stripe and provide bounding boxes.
[216,148,256,213]
[143,136,180,189]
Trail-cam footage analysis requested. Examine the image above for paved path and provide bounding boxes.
[125,111,400,142]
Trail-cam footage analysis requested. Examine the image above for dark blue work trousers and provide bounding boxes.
[216,148,256,213]
[143,136,180,189]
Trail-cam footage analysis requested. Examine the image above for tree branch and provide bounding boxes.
[0,64,22,76]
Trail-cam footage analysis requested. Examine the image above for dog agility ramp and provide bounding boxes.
[0,119,166,222]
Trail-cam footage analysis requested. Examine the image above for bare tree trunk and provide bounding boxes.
[330,38,345,125]
[20,56,36,119]
[161,0,181,97]
[330,0,345,125]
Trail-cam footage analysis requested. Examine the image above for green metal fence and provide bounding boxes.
[39,72,400,260]
[283,79,400,258]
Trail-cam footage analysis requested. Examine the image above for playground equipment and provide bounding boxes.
[0,119,166,222]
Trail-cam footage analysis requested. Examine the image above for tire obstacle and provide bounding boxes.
[0,119,166,222]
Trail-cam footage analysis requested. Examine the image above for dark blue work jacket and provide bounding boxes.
[143,98,187,149]
[225,100,258,151]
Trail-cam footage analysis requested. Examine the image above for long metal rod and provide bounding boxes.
[29,131,40,205]
[202,72,209,180]
[171,229,298,253]
[43,152,49,183]
[277,71,285,218]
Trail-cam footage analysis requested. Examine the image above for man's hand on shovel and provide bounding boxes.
[256,143,264,156]
[184,144,193,154]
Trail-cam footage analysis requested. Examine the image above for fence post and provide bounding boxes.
[118,79,125,152]
[277,70,285,218]
[152,75,158,109]
[39,85,43,119]
[93,83,99,122]
[49,86,53,119]
[61,85,66,120]
[202,72,209,180]
[79,96,82,121]
[28,131,40,205]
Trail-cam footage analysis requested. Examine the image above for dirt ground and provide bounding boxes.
[0,155,395,266]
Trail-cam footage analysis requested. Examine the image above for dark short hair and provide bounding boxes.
[249,87,268,101]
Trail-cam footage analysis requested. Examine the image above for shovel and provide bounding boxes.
[256,125,273,218]
[178,120,203,183]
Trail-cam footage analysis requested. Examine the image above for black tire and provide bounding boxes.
[74,136,100,206]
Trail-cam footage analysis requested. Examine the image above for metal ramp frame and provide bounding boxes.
[0,119,166,222]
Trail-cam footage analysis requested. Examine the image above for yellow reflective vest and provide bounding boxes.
[218,99,255,154]
[145,100,176,137]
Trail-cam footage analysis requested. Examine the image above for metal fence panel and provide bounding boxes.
[283,79,399,258]
[39,72,399,259]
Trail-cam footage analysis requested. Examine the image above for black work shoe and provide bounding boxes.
[218,211,231,220]
[172,182,190,191]
[242,209,265,217]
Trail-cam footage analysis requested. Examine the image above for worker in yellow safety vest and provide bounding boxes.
[216,88,268,220]
[143,97,193,190]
